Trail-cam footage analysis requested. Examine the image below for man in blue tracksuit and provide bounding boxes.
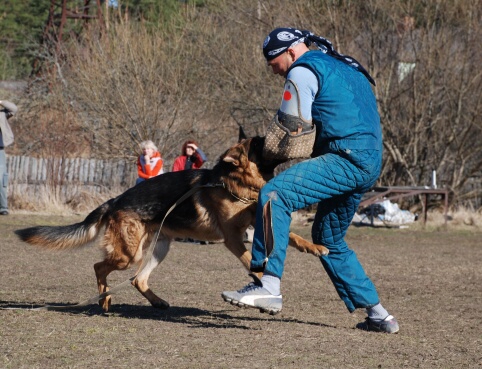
[222,28,399,333]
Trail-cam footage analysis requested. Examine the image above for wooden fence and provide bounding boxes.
[7,155,137,188]
[6,156,140,203]
[5,155,214,207]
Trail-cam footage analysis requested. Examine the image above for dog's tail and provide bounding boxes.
[14,199,114,250]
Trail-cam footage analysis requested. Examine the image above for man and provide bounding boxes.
[0,100,17,216]
[221,28,399,333]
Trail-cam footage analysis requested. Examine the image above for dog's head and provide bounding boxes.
[222,136,284,180]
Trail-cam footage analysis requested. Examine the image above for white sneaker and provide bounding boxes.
[221,274,282,315]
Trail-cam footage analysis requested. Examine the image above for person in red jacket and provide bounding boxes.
[136,140,163,185]
[172,140,207,172]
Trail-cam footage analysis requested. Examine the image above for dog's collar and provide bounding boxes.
[218,181,258,204]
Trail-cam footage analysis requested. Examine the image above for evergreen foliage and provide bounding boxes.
[0,0,51,78]
[0,0,204,79]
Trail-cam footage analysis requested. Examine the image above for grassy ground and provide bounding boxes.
[1,213,481,368]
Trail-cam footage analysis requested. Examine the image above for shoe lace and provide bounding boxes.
[237,282,262,293]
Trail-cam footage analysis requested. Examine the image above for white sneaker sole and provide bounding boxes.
[222,294,282,315]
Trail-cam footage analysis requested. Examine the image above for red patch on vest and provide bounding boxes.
[283,90,292,101]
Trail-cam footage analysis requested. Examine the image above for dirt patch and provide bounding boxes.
[1,214,481,368]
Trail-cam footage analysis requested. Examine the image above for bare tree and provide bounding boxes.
[62,21,210,160]
[363,1,481,203]
[14,0,481,207]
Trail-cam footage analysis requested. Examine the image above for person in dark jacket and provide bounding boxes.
[172,140,207,172]
[221,28,398,333]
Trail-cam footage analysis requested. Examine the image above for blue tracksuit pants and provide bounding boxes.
[250,147,381,312]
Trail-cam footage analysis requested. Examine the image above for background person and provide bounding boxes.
[0,100,18,216]
[136,140,163,185]
[171,139,208,244]
[172,140,207,172]
[221,28,399,333]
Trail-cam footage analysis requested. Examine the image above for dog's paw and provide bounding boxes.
[100,296,112,313]
[308,244,329,257]
[316,245,329,256]
[151,298,170,310]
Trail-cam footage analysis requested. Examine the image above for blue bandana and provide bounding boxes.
[263,27,376,86]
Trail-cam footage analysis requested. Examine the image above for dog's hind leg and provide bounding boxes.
[94,260,117,312]
[94,215,148,312]
[131,235,171,309]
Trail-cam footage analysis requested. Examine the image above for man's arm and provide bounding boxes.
[0,101,18,117]
[277,67,317,133]
[193,147,207,168]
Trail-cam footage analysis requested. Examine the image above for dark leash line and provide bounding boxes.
[1,183,225,312]
[225,183,258,204]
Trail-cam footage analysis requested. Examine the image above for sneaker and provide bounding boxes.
[0,210,8,215]
[221,274,282,315]
[357,315,400,333]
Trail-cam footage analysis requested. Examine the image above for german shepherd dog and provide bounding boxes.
[15,136,328,312]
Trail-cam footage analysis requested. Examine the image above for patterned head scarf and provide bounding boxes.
[262,27,376,86]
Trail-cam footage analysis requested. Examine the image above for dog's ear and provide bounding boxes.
[223,153,240,166]
[223,143,248,168]
[238,126,248,142]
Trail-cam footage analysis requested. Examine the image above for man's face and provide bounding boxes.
[267,51,293,78]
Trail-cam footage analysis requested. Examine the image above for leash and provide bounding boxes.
[2,182,224,312]
[226,188,257,204]
[223,182,258,204]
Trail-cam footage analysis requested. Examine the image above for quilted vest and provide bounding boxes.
[290,51,382,154]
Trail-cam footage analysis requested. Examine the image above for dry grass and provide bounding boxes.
[422,207,482,231]
[8,185,121,215]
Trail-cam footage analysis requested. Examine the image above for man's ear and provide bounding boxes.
[287,47,296,62]
[238,126,248,142]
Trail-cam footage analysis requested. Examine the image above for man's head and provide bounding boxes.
[263,28,310,77]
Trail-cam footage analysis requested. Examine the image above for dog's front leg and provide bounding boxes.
[223,233,252,270]
[132,236,171,309]
[288,232,329,256]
